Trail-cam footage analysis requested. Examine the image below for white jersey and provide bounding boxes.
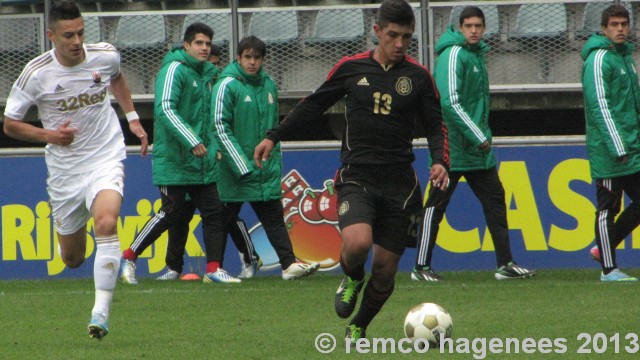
[4,43,126,174]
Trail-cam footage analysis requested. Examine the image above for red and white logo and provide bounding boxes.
[91,71,102,83]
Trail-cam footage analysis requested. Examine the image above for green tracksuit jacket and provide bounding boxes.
[212,60,282,202]
[152,47,219,185]
[434,25,495,171]
[581,33,640,179]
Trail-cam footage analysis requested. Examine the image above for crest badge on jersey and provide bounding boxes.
[91,71,102,84]
[396,76,412,96]
[268,92,274,104]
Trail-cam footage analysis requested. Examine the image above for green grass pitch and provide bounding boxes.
[0,269,638,359]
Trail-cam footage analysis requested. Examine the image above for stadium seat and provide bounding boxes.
[576,2,633,40]
[115,14,167,94]
[305,8,365,49]
[449,5,500,38]
[246,10,298,45]
[83,16,101,44]
[509,3,568,40]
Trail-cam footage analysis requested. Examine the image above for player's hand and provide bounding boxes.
[48,120,78,146]
[192,143,208,157]
[254,139,275,169]
[429,163,449,191]
[479,140,490,153]
[128,119,148,156]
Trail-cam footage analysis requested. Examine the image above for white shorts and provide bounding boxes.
[47,161,125,235]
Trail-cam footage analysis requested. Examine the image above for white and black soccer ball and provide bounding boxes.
[403,302,453,347]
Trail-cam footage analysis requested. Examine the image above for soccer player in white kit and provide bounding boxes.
[3,1,148,339]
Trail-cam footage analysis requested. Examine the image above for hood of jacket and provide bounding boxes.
[219,60,268,86]
[581,33,635,60]
[160,46,217,78]
[435,24,489,56]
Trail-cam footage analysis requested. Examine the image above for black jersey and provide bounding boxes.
[268,50,449,167]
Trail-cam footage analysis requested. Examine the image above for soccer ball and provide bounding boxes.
[403,302,453,347]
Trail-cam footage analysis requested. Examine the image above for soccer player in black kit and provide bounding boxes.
[254,0,449,342]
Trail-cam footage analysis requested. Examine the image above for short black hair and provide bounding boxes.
[377,0,415,29]
[236,36,267,58]
[459,6,485,27]
[183,22,213,43]
[601,4,630,27]
[49,1,82,28]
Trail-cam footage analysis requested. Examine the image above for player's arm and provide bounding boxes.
[154,63,205,157]
[212,78,255,178]
[420,71,450,190]
[582,51,627,159]
[435,48,486,148]
[110,72,148,156]
[3,116,76,146]
[254,61,348,167]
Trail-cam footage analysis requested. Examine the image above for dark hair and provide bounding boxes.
[48,1,81,27]
[183,22,214,43]
[601,4,630,27]
[236,35,267,58]
[377,0,415,29]
[459,6,485,27]
[210,44,222,57]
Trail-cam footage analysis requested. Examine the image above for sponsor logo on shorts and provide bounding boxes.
[338,201,349,216]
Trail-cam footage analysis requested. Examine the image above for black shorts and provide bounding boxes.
[334,163,422,255]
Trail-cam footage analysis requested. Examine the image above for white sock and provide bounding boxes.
[92,235,121,317]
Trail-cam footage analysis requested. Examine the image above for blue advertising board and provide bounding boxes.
[1,143,637,279]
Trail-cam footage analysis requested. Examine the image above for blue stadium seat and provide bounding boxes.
[246,10,298,45]
[305,8,365,48]
[509,3,568,40]
[577,2,633,40]
[449,5,500,38]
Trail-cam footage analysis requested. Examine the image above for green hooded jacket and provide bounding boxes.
[152,47,219,185]
[212,60,281,202]
[434,25,495,171]
[581,33,640,179]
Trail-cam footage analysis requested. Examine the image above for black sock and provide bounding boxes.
[350,280,394,329]
[340,257,365,281]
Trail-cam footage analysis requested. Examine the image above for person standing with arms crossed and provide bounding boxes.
[213,36,319,280]
[412,6,535,282]
[3,1,148,339]
[120,22,241,284]
[254,0,449,341]
[582,4,640,282]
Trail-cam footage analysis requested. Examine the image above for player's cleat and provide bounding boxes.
[88,312,109,340]
[121,259,138,285]
[203,268,241,284]
[495,262,536,280]
[411,266,443,282]
[335,275,364,319]
[600,269,639,282]
[281,261,320,280]
[590,246,602,264]
[345,324,366,345]
[156,269,180,281]
[238,258,262,279]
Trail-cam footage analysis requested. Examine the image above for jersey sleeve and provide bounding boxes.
[154,62,203,150]
[583,50,628,158]
[435,47,486,147]
[266,59,349,143]
[4,71,38,121]
[418,69,450,170]
[212,77,256,178]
